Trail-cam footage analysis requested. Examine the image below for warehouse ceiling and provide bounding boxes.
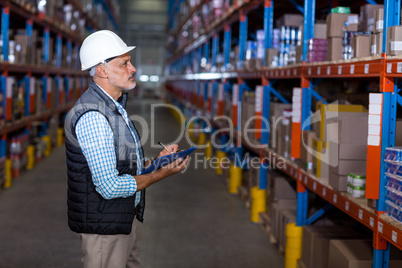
[118,0,168,81]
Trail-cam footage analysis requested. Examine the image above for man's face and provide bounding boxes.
[105,53,136,91]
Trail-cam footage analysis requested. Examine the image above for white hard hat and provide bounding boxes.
[79,30,135,71]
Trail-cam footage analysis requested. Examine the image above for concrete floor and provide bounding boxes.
[0,98,283,268]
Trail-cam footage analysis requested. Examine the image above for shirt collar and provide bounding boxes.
[95,82,124,110]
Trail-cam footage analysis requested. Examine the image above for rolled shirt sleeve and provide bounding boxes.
[75,111,138,199]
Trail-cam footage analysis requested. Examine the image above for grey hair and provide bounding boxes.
[89,66,96,77]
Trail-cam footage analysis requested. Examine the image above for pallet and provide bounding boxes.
[238,186,250,208]
[258,212,271,235]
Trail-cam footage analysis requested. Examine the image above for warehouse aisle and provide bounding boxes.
[0,98,283,268]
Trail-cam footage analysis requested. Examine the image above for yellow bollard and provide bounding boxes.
[26,145,35,170]
[4,159,12,188]
[215,150,226,175]
[205,141,212,160]
[284,223,303,268]
[42,135,52,157]
[228,164,242,194]
[187,123,195,142]
[57,128,64,147]
[197,132,206,146]
[250,187,267,223]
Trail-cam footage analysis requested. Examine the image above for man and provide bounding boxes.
[64,30,188,268]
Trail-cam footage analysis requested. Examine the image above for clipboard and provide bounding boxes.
[141,146,198,174]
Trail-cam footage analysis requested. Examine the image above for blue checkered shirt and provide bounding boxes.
[75,86,142,206]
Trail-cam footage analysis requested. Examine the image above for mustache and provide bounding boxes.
[128,74,135,80]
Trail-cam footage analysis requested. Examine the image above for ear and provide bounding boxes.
[95,65,108,78]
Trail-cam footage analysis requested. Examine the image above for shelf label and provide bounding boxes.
[345,201,350,211]
[232,84,239,104]
[323,188,326,196]
[281,70,284,76]
[317,67,321,75]
[293,69,297,76]
[333,194,337,204]
[350,65,355,74]
[255,85,263,113]
[299,173,302,181]
[304,176,308,184]
[364,64,369,74]
[287,69,290,76]
[313,182,317,190]
[392,231,398,243]
[30,77,35,95]
[387,63,393,73]
[275,70,279,76]
[397,62,402,73]
[338,66,342,75]
[308,68,311,75]
[6,77,13,98]
[370,217,374,228]
[47,78,52,93]
[378,222,383,233]
[327,66,331,75]
[218,83,224,101]
[292,88,302,123]
[358,209,363,220]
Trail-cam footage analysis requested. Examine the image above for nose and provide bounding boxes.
[128,61,136,73]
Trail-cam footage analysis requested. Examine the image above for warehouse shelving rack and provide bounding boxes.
[165,0,402,267]
[0,0,117,186]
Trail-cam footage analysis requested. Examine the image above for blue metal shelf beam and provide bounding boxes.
[302,0,315,62]
[263,0,274,66]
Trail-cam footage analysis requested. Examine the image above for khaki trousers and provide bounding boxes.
[78,218,141,268]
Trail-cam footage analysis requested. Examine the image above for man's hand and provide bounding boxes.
[135,156,190,191]
[157,156,189,177]
[157,143,179,158]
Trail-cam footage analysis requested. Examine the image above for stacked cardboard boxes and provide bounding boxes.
[309,102,367,179]
[327,115,368,191]
[301,226,369,268]
[326,12,359,61]
[241,92,256,144]
[328,240,402,268]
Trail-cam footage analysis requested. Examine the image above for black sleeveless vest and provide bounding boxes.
[65,80,145,235]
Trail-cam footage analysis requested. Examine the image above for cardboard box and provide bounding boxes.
[270,102,292,150]
[300,130,316,172]
[326,13,359,37]
[329,159,367,176]
[274,176,297,200]
[359,4,384,32]
[390,26,402,56]
[314,102,367,142]
[395,120,402,146]
[295,45,303,64]
[276,14,304,27]
[271,199,297,243]
[302,226,368,268]
[352,35,371,58]
[329,239,402,268]
[370,34,377,56]
[265,48,278,67]
[387,26,392,55]
[328,142,367,161]
[376,31,383,56]
[314,23,327,39]
[327,37,342,61]
[374,8,384,33]
[326,114,369,144]
[329,172,348,191]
